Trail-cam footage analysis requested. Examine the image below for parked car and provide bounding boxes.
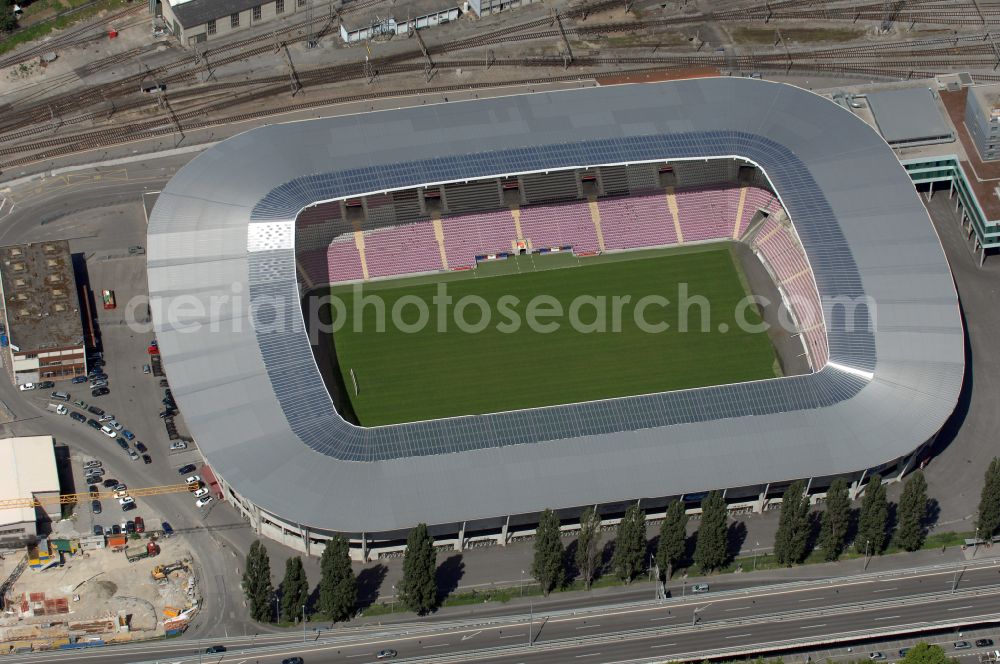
[108,419,123,431]
[142,454,152,465]
[869,653,886,661]
[100,425,117,438]
[37,381,55,389]
[185,475,201,486]
[193,487,209,498]
[87,405,104,416]
[128,450,139,462]
[73,399,87,408]
[161,521,174,536]
[113,483,126,492]
[282,658,305,664]
[376,650,397,660]
[69,411,86,423]
[93,525,104,536]
[18,383,34,391]
[178,464,197,475]
[204,646,226,654]
[48,403,68,415]
[691,583,710,593]
[83,460,102,470]
[976,639,995,648]
[135,442,147,453]
[122,501,137,512]
[142,364,151,374]
[195,496,214,508]
[116,439,129,450]
[110,524,121,535]
[50,391,70,402]
[954,642,972,650]
[99,413,114,422]
[169,441,187,451]
[899,649,911,658]
[118,496,135,507]
[134,516,145,533]
[91,500,102,514]
[102,478,118,488]
[71,376,88,384]
[87,418,101,429]
[88,484,99,497]
[125,520,136,534]
[89,372,108,381]
[123,430,135,441]
[89,379,108,389]
[91,387,110,397]
[112,488,129,498]
[159,409,176,419]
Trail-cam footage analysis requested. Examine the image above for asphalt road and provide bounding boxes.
[3,559,999,664]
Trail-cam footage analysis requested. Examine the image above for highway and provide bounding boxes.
[4,558,999,664]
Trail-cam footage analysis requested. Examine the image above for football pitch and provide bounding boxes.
[330,245,780,426]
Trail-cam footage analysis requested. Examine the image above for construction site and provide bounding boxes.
[0,534,199,654]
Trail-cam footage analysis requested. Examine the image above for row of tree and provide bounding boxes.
[1,1,18,33]
[242,535,359,623]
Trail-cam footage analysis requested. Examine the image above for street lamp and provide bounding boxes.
[274,596,279,623]
[391,584,396,614]
[528,599,533,647]
[974,527,981,558]
[520,569,524,597]
[863,538,871,571]
[302,604,306,642]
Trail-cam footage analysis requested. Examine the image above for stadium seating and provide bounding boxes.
[363,223,443,279]
[326,237,365,283]
[737,187,775,238]
[675,186,739,243]
[518,201,600,253]
[597,193,678,250]
[441,209,518,269]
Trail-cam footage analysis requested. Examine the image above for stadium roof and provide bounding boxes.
[147,79,964,535]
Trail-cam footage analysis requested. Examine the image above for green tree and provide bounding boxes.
[319,534,357,622]
[976,457,1000,538]
[818,478,851,561]
[901,642,958,664]
[611,504,647,583]
[574,507,602,590]
[693,491,728,573]
[855,474,888,555]
[655,500,688,580]
[241,539,274,622]
[399,523,437,615]
[0,0,17,33]
[532,509,565,596]
[895,470,928,552]
[279,556,309,623]
[773,480,811,566]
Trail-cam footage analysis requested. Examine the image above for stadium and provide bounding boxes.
[147,78,965,560]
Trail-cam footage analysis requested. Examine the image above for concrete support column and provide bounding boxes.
[955,192,961,212]
[252,504,262,534]
[950,178,955,198]
[850,468,868,501]
[755,483,769,513]
[804,476,813,500]
[897,450,918,481]
[456,521,466,552]
[500,515,510,546]
[361,532,369,563]
[301,524,311,557]
[926,180,934,201]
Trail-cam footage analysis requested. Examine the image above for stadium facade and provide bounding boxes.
[147,79,964,560]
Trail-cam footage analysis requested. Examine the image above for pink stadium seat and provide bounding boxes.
[441,209,517,269]
[597,193,677,250]
[363,224,443,279]
[518,201,599,253]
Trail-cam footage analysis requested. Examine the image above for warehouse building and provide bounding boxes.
[0,241,86,385]
[0,436,60,546]
[160,0,320,47]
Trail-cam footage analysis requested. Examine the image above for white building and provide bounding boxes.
[0,436,60,545]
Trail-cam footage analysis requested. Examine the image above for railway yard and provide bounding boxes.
[2,0,1000,172]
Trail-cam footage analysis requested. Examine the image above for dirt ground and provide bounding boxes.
[2,536,197,639]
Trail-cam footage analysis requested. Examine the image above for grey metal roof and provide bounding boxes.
[147,79,964,535]
[866,87,955,146]
[168,0,263,29]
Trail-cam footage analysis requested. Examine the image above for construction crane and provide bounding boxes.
[0,483,195,510]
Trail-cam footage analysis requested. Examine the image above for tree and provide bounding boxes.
[279,556,309,623]
[532,509,565,596]
[773,480,811,566]
[611,504,647,583]
[901,642,958,664]
[818,478,851,561]
[574,507,602,590]
[855,474,888,555]
[0,1,17,33]
[319,534,357,622]
[399,523,437,615]
[242,539,274,622]
[896,470,928,552]
[976,457,1000,539]
[655,500,688,581]
[693,491,728,573]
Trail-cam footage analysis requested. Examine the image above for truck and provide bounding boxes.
[125,541,160,563]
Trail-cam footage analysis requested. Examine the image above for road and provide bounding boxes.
[2,558,999,664]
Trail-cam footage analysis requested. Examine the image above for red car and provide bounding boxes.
[134,516,145,533]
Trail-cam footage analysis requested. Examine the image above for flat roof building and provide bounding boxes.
[964,84,1000,161]
[0,241,86,385]
[0,436,60,545]
[866,87,955,148]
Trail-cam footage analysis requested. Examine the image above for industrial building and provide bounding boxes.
[147,79,963,561]
[963,83,1000,161]
[160,0,321,47]
[0,436,60,546]
[0,241,86,385]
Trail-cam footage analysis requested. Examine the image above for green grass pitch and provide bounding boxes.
[330,245,779,426]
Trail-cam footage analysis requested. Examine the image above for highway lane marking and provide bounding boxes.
[575,653,602,658]
[650,616,674,621]
[947,605,975,611]
[461,630,483,641]
[873,587,899,593]
[346,653,371,658]
[800,624,826,629]
[651,643,678,648]
[725,606,751,611]
[725,633,753,639]
[500,633,524,638]
[874,615,901,620]
[799,597,824,602]
[423,643,450,648]
[576,624,601,629]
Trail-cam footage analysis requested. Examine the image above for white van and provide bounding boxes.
[46,402,67,415]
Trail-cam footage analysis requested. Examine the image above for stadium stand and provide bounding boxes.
[518,200,600,252]
[363,223,443,279]
[596,193,678,250]
[675,185,740,243]
[441,209,518,269]
[326,237,365,283]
